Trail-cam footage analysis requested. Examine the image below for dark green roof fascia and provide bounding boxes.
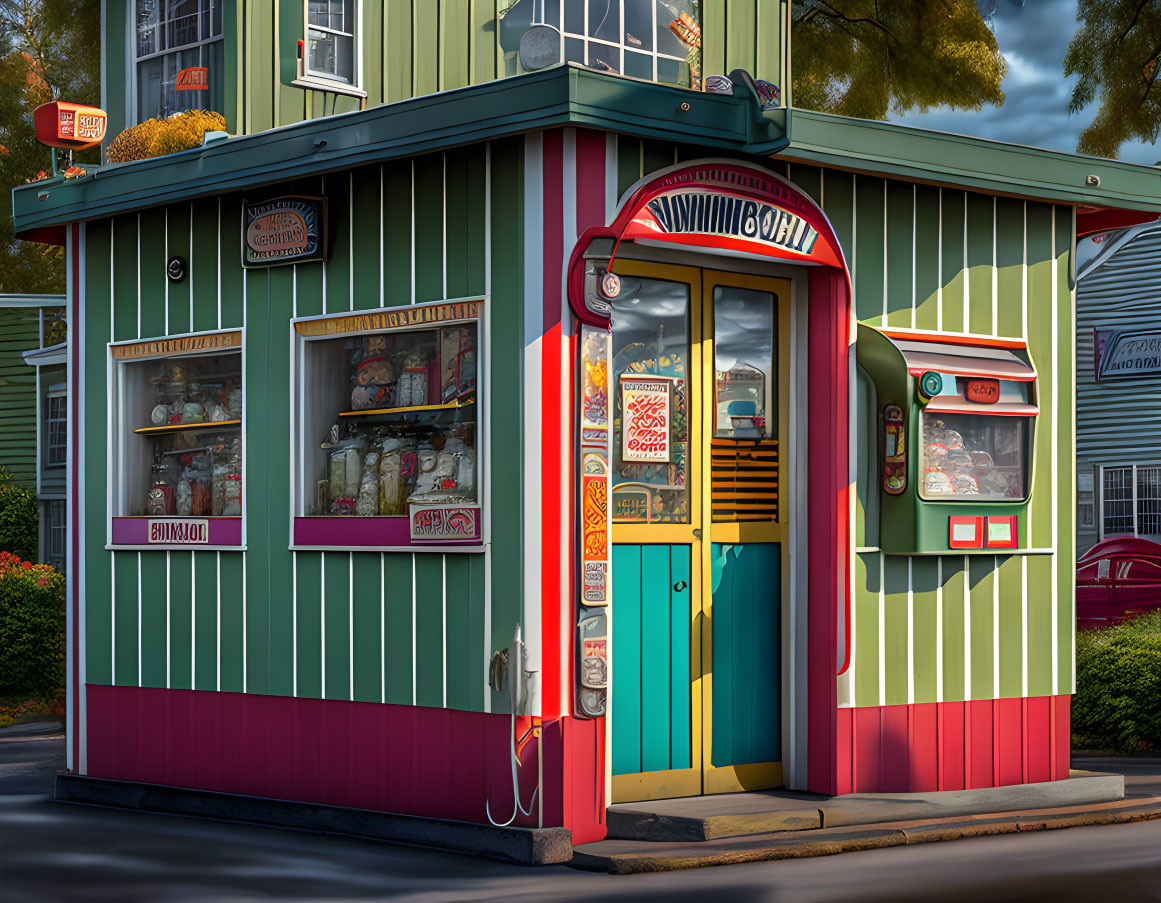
[13,66,786,237]
[782,109,1161,212]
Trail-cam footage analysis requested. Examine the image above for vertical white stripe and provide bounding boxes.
[993,556,1000,699]
[292,551,298,697]
[937,189,943,331]
[165,552,171,689]
[411,554,417,705]
[935,557,943,703]
[963,556,971,700]
[991,197,998,337]
[911,184,917,330]
[878,552,885,706]
[881,180,888,325]
[380,554,386,704]
[1070,206,1079,693]
[441,554,448,708]
[483,142,493,715]
[349,553,354,700]
[605,132,619,220]
[962,192,968,331]
[410,161,417,304]
[216,551,221,691]
[1050,206,1060,695]
[906,557,914,705]
[321,554,326,699]
[1021,554,1029,697]
[136,553,142,687]
[216,198,222,328]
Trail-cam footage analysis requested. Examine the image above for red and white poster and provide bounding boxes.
[621,376,672,463]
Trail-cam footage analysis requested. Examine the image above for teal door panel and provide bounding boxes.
[711,543,781,767]
[612,544,692,776]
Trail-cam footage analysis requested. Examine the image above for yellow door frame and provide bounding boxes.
[609,259,790,803]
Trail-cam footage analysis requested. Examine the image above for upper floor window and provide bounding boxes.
[136,0,224,123]
[45,389,67,468]
[498,0,702,89]
[306,0,357,84]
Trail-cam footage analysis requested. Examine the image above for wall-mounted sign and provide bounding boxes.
[175,67,208,91]
[1095,329,1161,381]
[643,190,819,258]
[409,504,480,542]
[580,452,609,605]
[243,196,326,267]
[964,377,999,404]
[33,101,107,150]
[621,376,672,463]
[295,300,481,336]
[148,519,209,544]
[166,256,187,282]
[882,403,906,495]
[111,330,242,360]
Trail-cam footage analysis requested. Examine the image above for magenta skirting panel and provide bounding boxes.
[111,517,242,546]
[835,695,1071,795]
[292,516,482,548]
[83,685,604,840]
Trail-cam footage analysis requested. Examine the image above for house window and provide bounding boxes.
[498,0,702,89]
[1100,465,1161,539]
[306,0,357,84]
[46,391,67,467]
[46,500,66,574]
[135,0,224,122]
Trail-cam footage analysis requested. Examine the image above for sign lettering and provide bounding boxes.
[646,190,819,256]
[964,378,999,404]
[409,505,481,542]
[33,101,107,150]
[175,67,209,91]
[296,301,482,336]
[112,330,242,360]
[621,377,672,463]
[243,196,326,267]
[148,519,209,544]
[1096,329,1161,380]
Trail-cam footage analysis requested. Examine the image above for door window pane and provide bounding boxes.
[714,286,776,439]
[611,277,690,524]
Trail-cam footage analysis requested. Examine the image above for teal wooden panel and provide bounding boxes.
[191,199,221,332]
[351,166,383,310]
[885,181,914,328]
[192,550,218,691]
[165,205,192,335]
[854,177,885,324]
[218,196,246,328]
[413,154,446,303]
[112,551,139,686]
[112,215,139,342]
[324,171,353,314]
[611,545,643,776]
[383,162,413,307]
[323,550,352,700]
[383,553,414,705]
[444,553,484,711]
[414,553,444,708]
[940,190,968,335]
[914,185,941,332]
[138,208,167,339]
[295,551,323,698]
[668,546,692,771]
[641,544,672,773]
[352,552,383,703]
[711,543,780,767]
[138,553,167,688]
[218,552,245,693]
[168,551,193,690]
[966,192,994,336]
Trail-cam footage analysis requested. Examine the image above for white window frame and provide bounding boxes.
[294,0,366,98]
[132,0,225,124]
[1097,464,1161,540]
[45,388,68,468]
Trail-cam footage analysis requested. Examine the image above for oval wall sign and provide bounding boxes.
[242,196,327,267]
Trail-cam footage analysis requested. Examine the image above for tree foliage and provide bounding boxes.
[1065,0,1161,159]
[791,0,1006,120]
[0,0,99,293]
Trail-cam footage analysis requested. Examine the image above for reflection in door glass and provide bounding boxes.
[611,277,690,524]
[714,286,776,439]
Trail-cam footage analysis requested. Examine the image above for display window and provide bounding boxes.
[292,301,483,548]
[109,330,244,547]
[920,412,1030,501]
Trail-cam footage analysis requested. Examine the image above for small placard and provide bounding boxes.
[148,519,209,544]
[409,504,480,542]
[964,377,1000,404]
[948,515,984,549]
[621,376,672,463]
[985,515,1018,549]
[243,196,327,267]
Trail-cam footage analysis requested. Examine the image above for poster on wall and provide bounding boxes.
[621,376,672,463]
[1094,329,1161,381]
[242,195,327,267]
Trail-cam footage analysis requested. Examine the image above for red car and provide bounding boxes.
[1076,536,1161,629]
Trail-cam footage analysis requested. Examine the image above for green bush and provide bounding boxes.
[1073,610,1161,753]
[0,552,65,696]
[0,469,38,563]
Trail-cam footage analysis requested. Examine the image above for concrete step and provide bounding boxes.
[606,770,1125,842]
[575,795,1161,874]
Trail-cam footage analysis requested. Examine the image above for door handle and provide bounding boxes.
[692,528,702,539]
[673,580,688,592]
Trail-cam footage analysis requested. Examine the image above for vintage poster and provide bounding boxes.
[581,327,610,445]
[580,452,608,605]
[621,376,672,463]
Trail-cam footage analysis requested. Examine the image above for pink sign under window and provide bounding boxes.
[621,376,672,463]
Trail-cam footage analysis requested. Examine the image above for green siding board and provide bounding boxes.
[641,140,675,180]
[250,0,275,132]
[885,181,913,328]
[444,148,474,299]
[0,310,40,488]
[1026,202,1054,550]
[968,555,995,702]
[997,554,1023,699]
[413,1,440,98]
[725,0,757,74]
[854,176,885,325]
[352,553,383,703]
[853,552,881,705]
[755,0,782,80]
[617,137,642,199]
[882,555,908,706]
[324,172,354,314]
[191,199,222,333]
[1025,554,1054,698]
[383,164,414,307]
[218,198,246,328]
[295,551,324,698]
[787,163,821,206]
[166,206,192,335]
[940,190,967,335]
[218,553,245,693]
[443,553,475,711]
[470,0,497,86]
[112,551,139,686]
[138,208,168,339]
[913,185,941,332]
[1055,210,1074,694]
[383,553,414,705]
[193,551,219,691]
[168,551,193,690]
[911,556,939,703]
[994,197,1024,338]
[413,155,446,303]
[323,551,353,700]
[700,0,726,80]
[442,0,470,92]
[363,0,385,105]
[940,556,966,703]
[413,553,444,708]
[351,167,384,310]
[966,193,994,336]
[112,216,139,342]
[821,170,854,298]
[386,0,415,104]
[138,553,168,688]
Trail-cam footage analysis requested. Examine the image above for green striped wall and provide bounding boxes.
[613,141,1076,709]
[103,1,786,138]
[82,140,525,714]
[0,307,48,490]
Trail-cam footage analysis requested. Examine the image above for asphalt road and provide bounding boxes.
[2,727,1160,902]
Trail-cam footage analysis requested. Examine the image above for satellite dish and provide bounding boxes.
[519,23,562,71]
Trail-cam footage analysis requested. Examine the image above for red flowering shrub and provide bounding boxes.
[0,552,65,697]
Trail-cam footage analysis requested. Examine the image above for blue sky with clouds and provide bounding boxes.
[888,0,1159,165]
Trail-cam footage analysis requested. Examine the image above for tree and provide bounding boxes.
[0,0,99,294]
[1064,0,1161,159]
[791,0,1007,120]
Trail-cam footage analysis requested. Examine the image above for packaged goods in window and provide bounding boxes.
[440,327,476,402]
[920,413,1029,501]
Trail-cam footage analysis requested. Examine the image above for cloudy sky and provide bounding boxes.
[889,0,1159,165]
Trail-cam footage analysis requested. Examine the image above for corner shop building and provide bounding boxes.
[15,65,1161,849]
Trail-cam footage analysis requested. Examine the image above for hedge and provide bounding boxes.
[0,469,37,563]
[1073,610,1161,753]
[0,552,65,697]
[106,110,227,163]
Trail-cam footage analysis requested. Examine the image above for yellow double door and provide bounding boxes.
[609,261,789,803]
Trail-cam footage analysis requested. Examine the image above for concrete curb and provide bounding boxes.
[54,773,573,866]
[572,797,1161,874]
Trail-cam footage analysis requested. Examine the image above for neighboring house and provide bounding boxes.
[1075,220,1161,555]
[0,295,66,571]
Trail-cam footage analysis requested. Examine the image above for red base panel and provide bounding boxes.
[835,695,1070,794]
[84,685,606,843]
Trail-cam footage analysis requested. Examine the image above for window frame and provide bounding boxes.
[917,410,1034,503]
[45,388,68,468]
[1098,463,1161,540]
[132,0,225,124]
[289,299,488,552]
[294,0,366,97]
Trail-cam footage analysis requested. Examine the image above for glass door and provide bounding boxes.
[609,260,789,803]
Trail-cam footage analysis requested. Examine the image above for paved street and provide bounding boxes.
[2,728,1160,902]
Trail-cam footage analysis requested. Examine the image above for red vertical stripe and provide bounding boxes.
[940,701,966,791]
[1027,696,1051,782]
[909,703,938,792]
[997,697,1023,786]
[969,699,994,789]
[836,707,853,795]
[881,704,909,790]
